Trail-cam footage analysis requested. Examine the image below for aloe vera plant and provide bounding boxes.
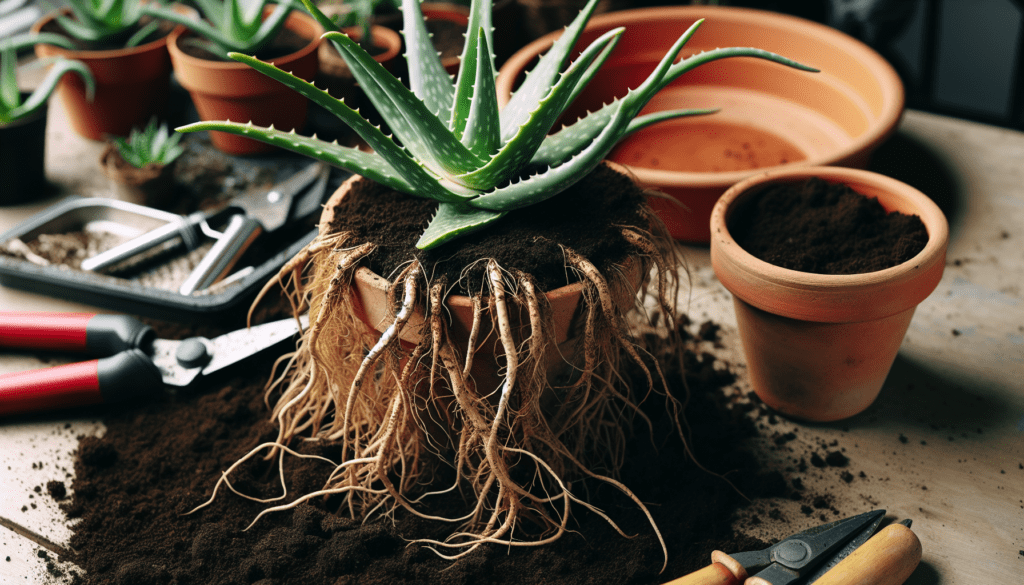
[110,117,185,167]
[42,0,164,48]
[0,34,94,126]
[143,0,300,57]
[179,0,814,249]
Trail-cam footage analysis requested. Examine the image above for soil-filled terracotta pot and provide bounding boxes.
[497,6,904,243]
[31,10,179,141]
[710,166,948,422]
[99,144,177,208]
[320,175,641,395]
[0,100,48,204]
[168,9,322,155]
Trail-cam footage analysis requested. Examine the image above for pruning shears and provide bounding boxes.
[0,311,306,416]
[664,510,921,585]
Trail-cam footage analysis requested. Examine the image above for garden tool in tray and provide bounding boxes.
[663,509,922,585]
[0,311,308,417]
[80,162,331,295]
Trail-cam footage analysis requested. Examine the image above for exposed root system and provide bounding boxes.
[206,180,690,569]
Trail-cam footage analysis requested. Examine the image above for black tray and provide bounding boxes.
[0,196,317,322]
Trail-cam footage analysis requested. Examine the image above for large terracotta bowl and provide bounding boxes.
[496,6,905,243]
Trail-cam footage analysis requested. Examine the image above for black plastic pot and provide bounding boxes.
[0,97,48,204]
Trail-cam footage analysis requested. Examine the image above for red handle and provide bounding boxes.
[0,312,94,352]
[0,312,153,355]
[0,360,103,415]
[0,350,165,416]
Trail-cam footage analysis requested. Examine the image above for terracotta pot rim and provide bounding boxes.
[321,24,402,64]
[496,5,905,186]
[31,9,179,60]
[710,166,948,322]
[167,8,321,71]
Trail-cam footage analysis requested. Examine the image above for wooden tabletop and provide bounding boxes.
[1,106,1021,584]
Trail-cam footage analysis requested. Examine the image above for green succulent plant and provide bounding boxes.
[43,0,165,48]
[329,0,398,51]
[0,34,94,126]
[144,0,301,57]
[178,0,816,249]
[109,117,185,167]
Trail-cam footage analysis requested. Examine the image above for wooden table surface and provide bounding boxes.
[1,105,1021,584]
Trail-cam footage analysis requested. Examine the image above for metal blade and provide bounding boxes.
[151,315,308,387]
[231,163,326,232]
[203,315,309,376]
[746,510,887,584]
[805,512,888,583]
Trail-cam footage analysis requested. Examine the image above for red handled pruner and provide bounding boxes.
[664,509,921,585]
[0,312,306,416]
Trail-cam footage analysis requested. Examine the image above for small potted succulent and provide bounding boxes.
[1,33,94,203]
[179,0,811,564]
[101,117,185,207]
[146,0,323,155]
[30,0,180,140]
[710,166,948,422]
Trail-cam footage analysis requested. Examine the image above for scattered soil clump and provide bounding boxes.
[56,322,792,585]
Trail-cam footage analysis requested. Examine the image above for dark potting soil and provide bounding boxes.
[39,17,175,51]
[327,163,650,293]
[178,28,312,62]
[54,320,790,585]
[729,178,929,274]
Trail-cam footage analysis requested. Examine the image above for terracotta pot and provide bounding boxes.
[99,143,177,208]
[316,25,401,100]
[496,6,905,243]
[710,166,948,422]
[0,98,48,204]
[320,174,641,395]
[31,10,180,141]
[167,9,323,155]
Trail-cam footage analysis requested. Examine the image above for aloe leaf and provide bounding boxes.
[297,0,339,32]
[449,0,496,135]
[499,0,603,142]
[251,0,299,50]
[447,23,479,140]
[469,100,636,211]
[52,13,106,43]
[125,20,161,48]
[454,28,622,190]
[9,58,94,123]
[227,52,466,202]
[400,0,455,119]
[14,32,78,51]
[416,202,505,249]
[325,31,486,179]
[179,120,423,194]
[458,30,500,156]
[0,48,18,115]
[530,107,718,167]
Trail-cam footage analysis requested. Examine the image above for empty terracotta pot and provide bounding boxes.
[168,9,322,155]
[710,166,948,422]
[496,6,904,242]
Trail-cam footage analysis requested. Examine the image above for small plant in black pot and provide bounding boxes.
[1,34,94,203]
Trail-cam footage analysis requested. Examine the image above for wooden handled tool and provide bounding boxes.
[661,551,749,585]
[811,522,921,585]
